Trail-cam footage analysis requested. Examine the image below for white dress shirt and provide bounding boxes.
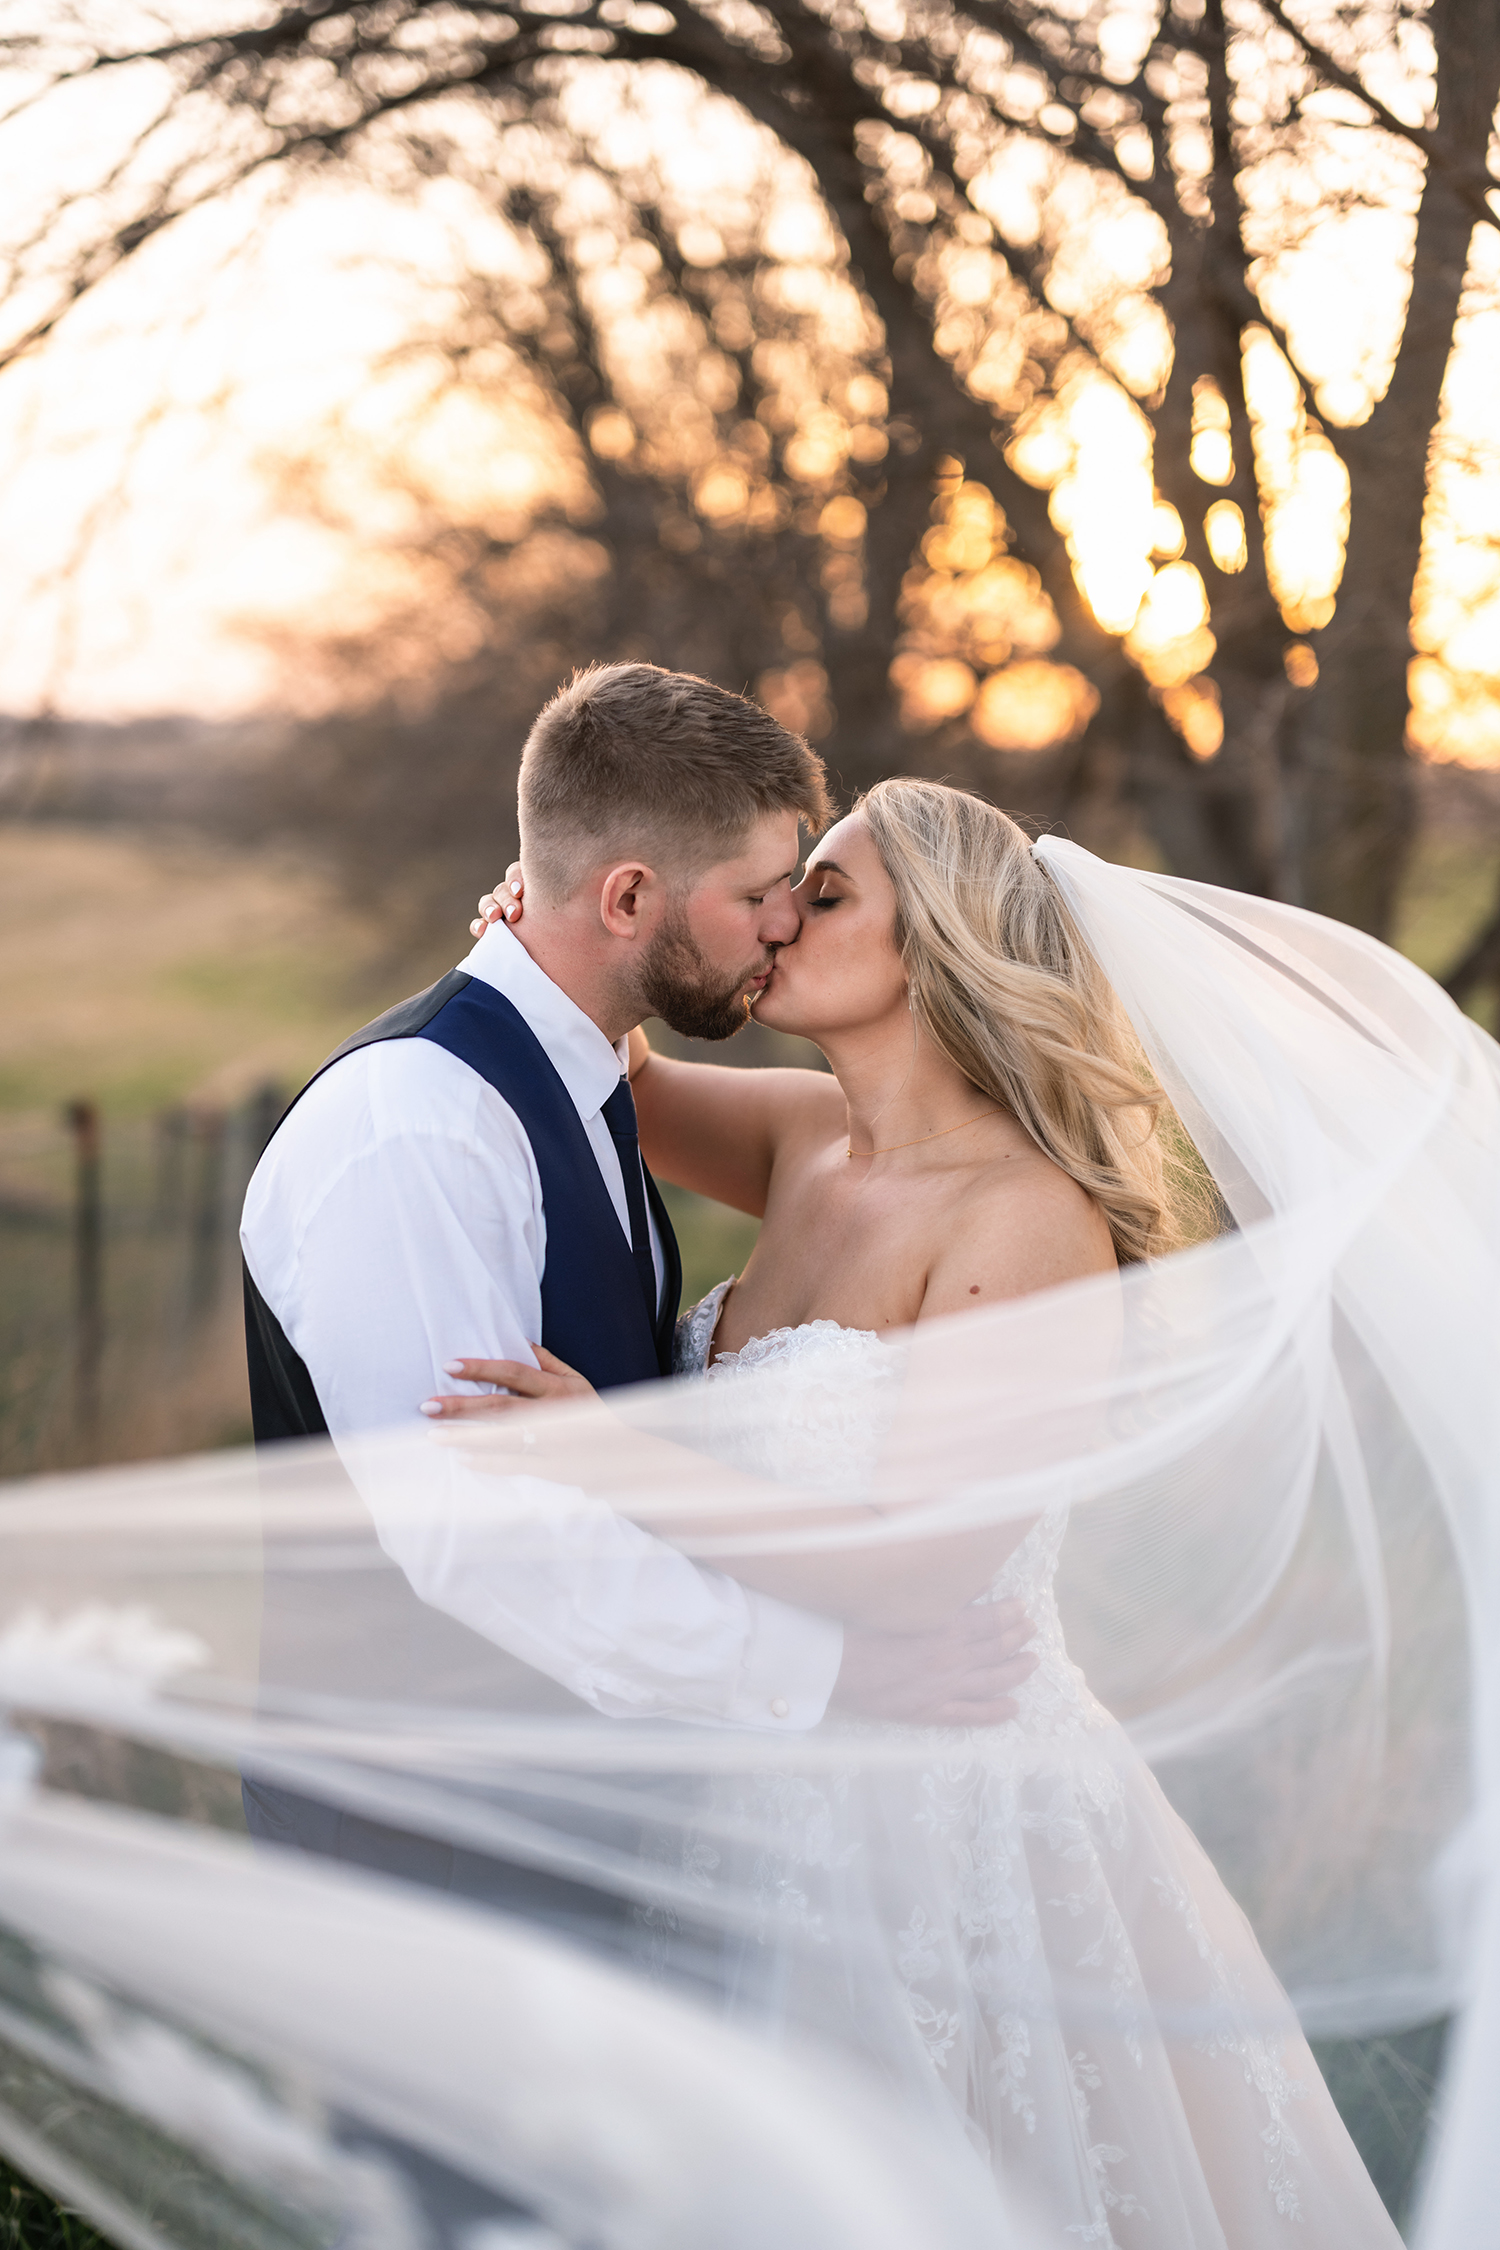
[241,918,842,1729]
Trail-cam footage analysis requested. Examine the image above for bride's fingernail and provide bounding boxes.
[443,1359,466,1376]
[419,1399,442,1417]
[509,881,522,895]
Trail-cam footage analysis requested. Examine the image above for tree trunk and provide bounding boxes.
[1287,0,1500,934]
[1124,0,1314,901]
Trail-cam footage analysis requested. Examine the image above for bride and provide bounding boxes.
[432,778,1405,2247]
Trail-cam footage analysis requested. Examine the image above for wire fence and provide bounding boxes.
[0,1090,283,1481]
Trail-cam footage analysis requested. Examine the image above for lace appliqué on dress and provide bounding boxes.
[1149,1871,1309,2221]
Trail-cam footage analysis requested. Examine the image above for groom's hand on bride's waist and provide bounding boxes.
[830,1598,1038,1727]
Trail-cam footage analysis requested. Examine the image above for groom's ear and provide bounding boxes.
[598,860,662,940]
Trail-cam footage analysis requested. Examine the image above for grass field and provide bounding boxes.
[0,826,420,1120]
[0,801,1495,2243]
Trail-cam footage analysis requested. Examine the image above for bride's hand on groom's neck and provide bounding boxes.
[471,863,526,937]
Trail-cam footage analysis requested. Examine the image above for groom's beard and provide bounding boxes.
[637,908,766,1042]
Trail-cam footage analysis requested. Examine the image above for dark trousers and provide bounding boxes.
[242,1775,636,1947]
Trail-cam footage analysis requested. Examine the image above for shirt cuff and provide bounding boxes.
[727,1590,844,1731]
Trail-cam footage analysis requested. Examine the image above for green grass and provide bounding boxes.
[0,2163,103,2250]
[1391,831,1498,981]
[1311,2022,1449,2236]
[659,1181,761,1312]
[1392,831,1499,1032]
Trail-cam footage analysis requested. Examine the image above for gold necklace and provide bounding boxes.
[847,1108,999,1159]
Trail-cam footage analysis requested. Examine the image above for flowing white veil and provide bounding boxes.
[0,841,1495,2246]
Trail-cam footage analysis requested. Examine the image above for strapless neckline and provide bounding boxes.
[715,1315,879,1364]
[673,1274,878,1377]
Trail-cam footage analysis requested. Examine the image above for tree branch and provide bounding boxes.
[1255,0,1500,232]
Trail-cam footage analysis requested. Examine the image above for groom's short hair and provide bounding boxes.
[519,662,832,900]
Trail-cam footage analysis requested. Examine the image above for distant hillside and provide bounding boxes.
[0,714,293,834]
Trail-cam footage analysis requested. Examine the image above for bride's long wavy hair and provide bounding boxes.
[860,778,1186,1265]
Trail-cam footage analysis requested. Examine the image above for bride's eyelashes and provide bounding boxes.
[808,895,842,911]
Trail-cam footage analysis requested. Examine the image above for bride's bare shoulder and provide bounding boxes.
[922,1148,1116,1316]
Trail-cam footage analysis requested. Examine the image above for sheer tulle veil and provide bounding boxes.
[0,840,1496,2245]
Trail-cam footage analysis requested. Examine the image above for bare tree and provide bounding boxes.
[3,0,1497,934]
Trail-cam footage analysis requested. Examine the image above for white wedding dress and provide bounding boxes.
[673,1280,1402,2250]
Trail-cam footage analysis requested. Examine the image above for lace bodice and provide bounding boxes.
[673,1281,1107,1739]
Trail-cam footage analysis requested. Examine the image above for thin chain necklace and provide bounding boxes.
[847,1108,999,1159]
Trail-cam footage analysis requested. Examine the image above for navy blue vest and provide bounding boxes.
[244,968,682,1444]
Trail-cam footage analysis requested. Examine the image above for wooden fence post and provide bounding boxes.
[245,1081,285,1163]
[188,1108,227,1318]
[63,1098,101,1456]
[154,1106,188,1230]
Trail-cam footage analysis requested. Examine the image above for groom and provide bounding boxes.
[240,663,1035,1887]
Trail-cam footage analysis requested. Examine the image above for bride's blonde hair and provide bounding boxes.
[860,778,1185,1265]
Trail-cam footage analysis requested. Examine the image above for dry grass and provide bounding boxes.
[0,825,438,1120]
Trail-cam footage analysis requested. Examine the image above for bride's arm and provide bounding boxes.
[431,1354,1029,1633]
[627,1029,840,1217]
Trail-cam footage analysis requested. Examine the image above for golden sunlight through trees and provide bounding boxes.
[1205,502,1248,576]
[971,660,1100,752]
[1127,563,1215,689]
[1190,380,1235,488]
[1023,381,1156,639]
[890,475,1086,744]
[2,0,1500,954]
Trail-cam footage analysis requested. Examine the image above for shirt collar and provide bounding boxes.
[456,919,627,1122]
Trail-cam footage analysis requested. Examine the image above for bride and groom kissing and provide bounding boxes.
[241,659,1047,1737]
[239,658,1402,2245]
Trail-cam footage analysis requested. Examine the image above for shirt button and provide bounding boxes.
[769,1696,790,1719]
